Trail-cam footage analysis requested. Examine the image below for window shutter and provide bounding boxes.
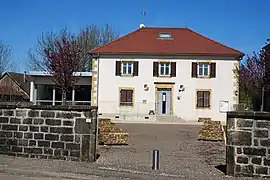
[115,61,121,76]
[126,90,133,103]
[153,62,159,77]
[192,62,197,78]
[133,61,139,76]
[210,63,216,78]
[170,62,176,77]
[120,90,126,103]
[204,91,210,107]
[197,91,204,107]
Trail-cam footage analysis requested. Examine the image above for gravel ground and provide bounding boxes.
[96,123,265,180]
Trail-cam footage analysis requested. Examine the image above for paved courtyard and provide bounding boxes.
[0,123,265,179]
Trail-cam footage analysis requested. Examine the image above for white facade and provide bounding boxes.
[96,56,239,123]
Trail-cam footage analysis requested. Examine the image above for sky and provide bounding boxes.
[0,0,269,72]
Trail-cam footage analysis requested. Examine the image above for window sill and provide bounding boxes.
[120,74,134,77]
[157,75,171,78]
[196,107,211,109]
[197,76,211,79]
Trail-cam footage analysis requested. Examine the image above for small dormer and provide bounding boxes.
[158,32,173,40]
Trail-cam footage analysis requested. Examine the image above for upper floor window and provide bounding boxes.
[122,62,133,75]
[153,61,176,77]
[192,62,216,78]
[198,62,209,77]
[115,61,139,76]
[159,62,170,76]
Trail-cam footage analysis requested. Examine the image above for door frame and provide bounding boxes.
[154,82,174,115]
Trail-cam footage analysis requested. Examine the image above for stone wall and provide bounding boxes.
[226,111,270,177]
[0,104,98,162]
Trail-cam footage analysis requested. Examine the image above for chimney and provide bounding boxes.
[140,24,145,28]
[23,71,26,83]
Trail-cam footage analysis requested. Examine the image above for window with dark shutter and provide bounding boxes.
[115,61,121,76]
[170,62,176,77]
[192,62,197,78]
[133,61,139,76]
[210,63,216,78]
[120,89,133,106]
[196,90,211,108]
[153,62,159,77]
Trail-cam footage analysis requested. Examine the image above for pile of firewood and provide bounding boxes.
[198,120,224,141]
[98,118,129,145]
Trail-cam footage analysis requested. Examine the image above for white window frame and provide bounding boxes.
[121,61,133,76]
[197,62,210,77]
[159,62,171,76]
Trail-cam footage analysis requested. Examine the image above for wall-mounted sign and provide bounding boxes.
[219,101,229,112]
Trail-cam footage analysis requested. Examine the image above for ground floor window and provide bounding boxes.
[120,89,133,106]
[197,90,211,108]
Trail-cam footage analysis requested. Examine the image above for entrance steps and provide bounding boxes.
[156,115,185,123]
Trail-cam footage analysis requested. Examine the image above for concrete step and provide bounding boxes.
[156,115,185,123]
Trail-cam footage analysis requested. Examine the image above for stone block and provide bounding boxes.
[54,149,61,156]
[75,118,92,134]
[44,148,53,155]
[255,166,268,175]
[29,126,39,132]
[29,140,36,146]
[254,139,259,146]
[0,131,12,138]
[50,127,73,134]
[0,139,6,145]
[237,156,248,164]
[66,143,80,150]
[236,119,253,128]
[18,139,28,146]
[38,141,50,147]
[260,139,270,147]
[227,131,252,146]
[16,110,27,117]
[34,133,44,140]
[24,132,33,139]
[19,125,28,131]
[60,135,74,142]
[51,142,64,149]
[243,148,266,156]
[264,158,270,166]
[23,118,33,124]
[254,130,268,138]
[70,150,80,158]
[63,120,73,126]
[34,118,44,125]
[2,125,18,131]
[45,119,61,126]
[56,112,73,119]
[7,139,17,146]
[24,147,42,154]
[10,118,21,124]
[0,117,8,123]
[45,134,59,141]
[11,146,22,153]
[40,126,48,132]
[14,132,23,138]
[256,121,270,129]
[3,110,14,116]
[41,111,55,118]
[237,148,242,154]
[242,165,254,174]
[28,110,39,117]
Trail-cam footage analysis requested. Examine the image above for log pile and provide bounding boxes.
[198,120,224,141]
[98,118,129,145]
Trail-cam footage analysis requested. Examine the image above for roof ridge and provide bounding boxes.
[6,72,29,96]
[90,28,142,53]
[187,29,244,56]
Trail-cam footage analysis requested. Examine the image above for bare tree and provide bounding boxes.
[0,41,12,74]
[43,31,83,105]
[28,25,119,71]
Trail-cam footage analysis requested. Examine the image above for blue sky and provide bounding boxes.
[0,0,269,72]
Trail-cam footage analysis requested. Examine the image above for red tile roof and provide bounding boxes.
[90,27,244,57]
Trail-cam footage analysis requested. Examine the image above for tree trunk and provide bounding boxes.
[62,90,67,106]
[260,86,265,112]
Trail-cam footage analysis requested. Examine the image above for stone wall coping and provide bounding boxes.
[0,103,97,111]
[227,111,270,120]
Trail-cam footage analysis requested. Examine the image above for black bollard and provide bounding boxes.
[152,149,159,170]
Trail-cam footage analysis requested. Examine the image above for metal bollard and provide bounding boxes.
[152,149,159,170]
